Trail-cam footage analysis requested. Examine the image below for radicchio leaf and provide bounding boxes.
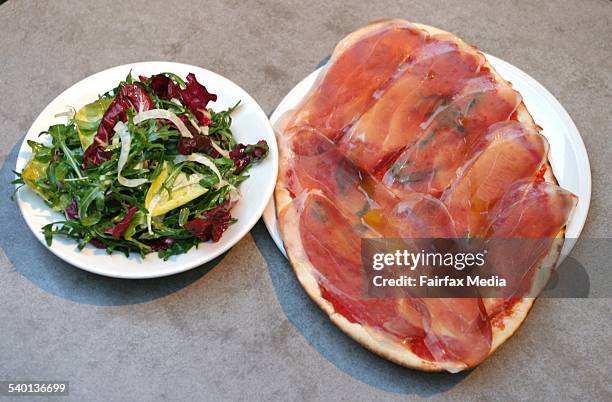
[107,206,138,239]
[82,84,153,168]
[147,237,177,251]
[149,74,182,100]
[119,84,155,112]
[94,97,131,144]
[82,145,113,168]
[64,198,79,220]
[184,201,231,242]
[89,238,107,249]
[229,140,269,173]
[181,73,217,126]
[177,132,221,157]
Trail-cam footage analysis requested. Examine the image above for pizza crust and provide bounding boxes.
[274,20,568,372]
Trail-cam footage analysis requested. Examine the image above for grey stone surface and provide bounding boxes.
[0,0,610,400]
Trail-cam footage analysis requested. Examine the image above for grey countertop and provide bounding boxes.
[0,0,610,400]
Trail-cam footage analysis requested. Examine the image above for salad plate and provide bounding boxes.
[15,61,278,279]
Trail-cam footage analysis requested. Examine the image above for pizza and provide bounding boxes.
[273,20,577,372]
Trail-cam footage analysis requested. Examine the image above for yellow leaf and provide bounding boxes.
[74,97,113,150]
[145,162,208,216]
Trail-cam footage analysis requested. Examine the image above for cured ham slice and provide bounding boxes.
[443,121,549,236]
[414,297,492,367]
[279,127,365,214]
[281,190,425,341]
[279,127,399,216]
[383,75,521,197]
[283,20,425,141]
[481,181,577,316]
[339,37,485,173]
[487,180,577,239]
[362,193,456,238]
[274,20,578,372]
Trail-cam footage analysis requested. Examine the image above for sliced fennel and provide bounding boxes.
[133,109,192,138]
[115,122,148,188]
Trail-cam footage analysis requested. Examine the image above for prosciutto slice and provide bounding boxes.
[486,180,577,239]
[481,181,577,316]
[279,127,399,216]
[362,193,456,238]
[283,21,425,141]
[285,191,425,340]
[339,37,485,173]
[383,75,521,197]
[443,121,549,236]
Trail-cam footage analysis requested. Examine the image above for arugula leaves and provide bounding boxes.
[18,73,268,260]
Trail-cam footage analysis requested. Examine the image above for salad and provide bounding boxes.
[14,72,268,259]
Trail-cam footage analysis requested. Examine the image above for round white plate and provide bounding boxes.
[263,54,591,258]
[15,61,278,279]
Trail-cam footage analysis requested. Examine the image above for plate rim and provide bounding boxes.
[14,61,279,279]
[263,53,592,257]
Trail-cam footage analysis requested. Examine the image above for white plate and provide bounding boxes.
[15,61,278,279]
[263,54,591,257]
